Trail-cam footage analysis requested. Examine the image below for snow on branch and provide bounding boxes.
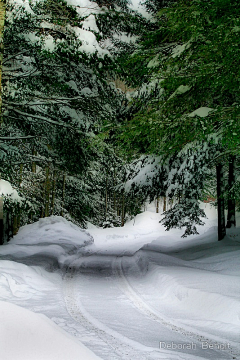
[0,136,36,140]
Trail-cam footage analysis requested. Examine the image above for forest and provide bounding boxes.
[0,2,240,360]
[0,0,239,241]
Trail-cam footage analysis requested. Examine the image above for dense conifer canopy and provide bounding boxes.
[0,0,239,238]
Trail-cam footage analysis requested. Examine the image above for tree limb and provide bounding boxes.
[0,136,36,140]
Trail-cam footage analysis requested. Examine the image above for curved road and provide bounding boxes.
[62,252,238,360]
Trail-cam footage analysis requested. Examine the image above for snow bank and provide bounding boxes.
[118,210,240,346]
[0,216,95,270]
[87,202,240,347]
[12,216,93,246]
[88,203,217,254]
[0,260,59,301]
[0,301,101,360]
[0,217,101,359]
[144,264,240,322]
[0,203,239,359]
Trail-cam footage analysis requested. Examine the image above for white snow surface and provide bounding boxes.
[66,0,101,17]
[0,204,240,360]
[188,107,215,118]
[0,300,101,360]
[168,85,191,100]
[172,41,191,58]
[0,179,21,202]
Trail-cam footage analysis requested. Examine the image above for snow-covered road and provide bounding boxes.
[60,250,239,360]
[0,205,240,360]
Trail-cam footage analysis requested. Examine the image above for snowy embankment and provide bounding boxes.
[0,301,101,360]
[87,204,240,349]
[0,216,100,360]
[0,216,95,269]
[0,204,240,360]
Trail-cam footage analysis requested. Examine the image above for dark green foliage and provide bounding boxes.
[1,0,149,228]
[121,0,240,156]
[2,0,239,237]
[143,0,176,14]
[161,200,206,238]
[117,0,240,237]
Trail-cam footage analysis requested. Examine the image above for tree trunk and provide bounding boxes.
[113,168,116,212]
[216,163,226,240]
[0,196,3,245]
[13,214,18,235]
[156,197,159,213]
[50,169,57,215]
[41,167,47,218]
[32,147,37,173]
[121,194,125,227]
[105,176,108,221]
[226,155,236,228]
[0,0,6,122]
[18,163,23,186]
[0,2,6,243]
[44,165,51,217]
[17,212,21,229]
[61,173,66,217]
[8,211,13,241]
[163,196,166,212]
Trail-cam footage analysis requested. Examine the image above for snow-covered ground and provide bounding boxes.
[0,204,239,360]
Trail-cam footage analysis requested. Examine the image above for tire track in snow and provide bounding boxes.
[63,266,218,360]
[63,270,165,360]
[112,257,239,360]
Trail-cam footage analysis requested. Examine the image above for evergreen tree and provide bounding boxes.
[119,0,240,239]
[0,0,5,111]
[0,0,145,228]
[0,0,6,245]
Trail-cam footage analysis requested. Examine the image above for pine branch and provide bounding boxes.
[0,136,36,140]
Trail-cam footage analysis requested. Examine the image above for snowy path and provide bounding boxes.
[0,211,240,360]
[61,251,238,360]
[64,268,156,360]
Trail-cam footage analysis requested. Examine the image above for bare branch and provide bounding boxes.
[0,136,36,140]
[3,49,30,65]
[8,107,74,129]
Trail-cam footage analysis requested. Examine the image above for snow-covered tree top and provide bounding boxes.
[0,180,21,202]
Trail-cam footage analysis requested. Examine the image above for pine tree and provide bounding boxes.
[0,0,147,228]
[119,0,240,239]
[0,0,6,244]
[0,0,5,112]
